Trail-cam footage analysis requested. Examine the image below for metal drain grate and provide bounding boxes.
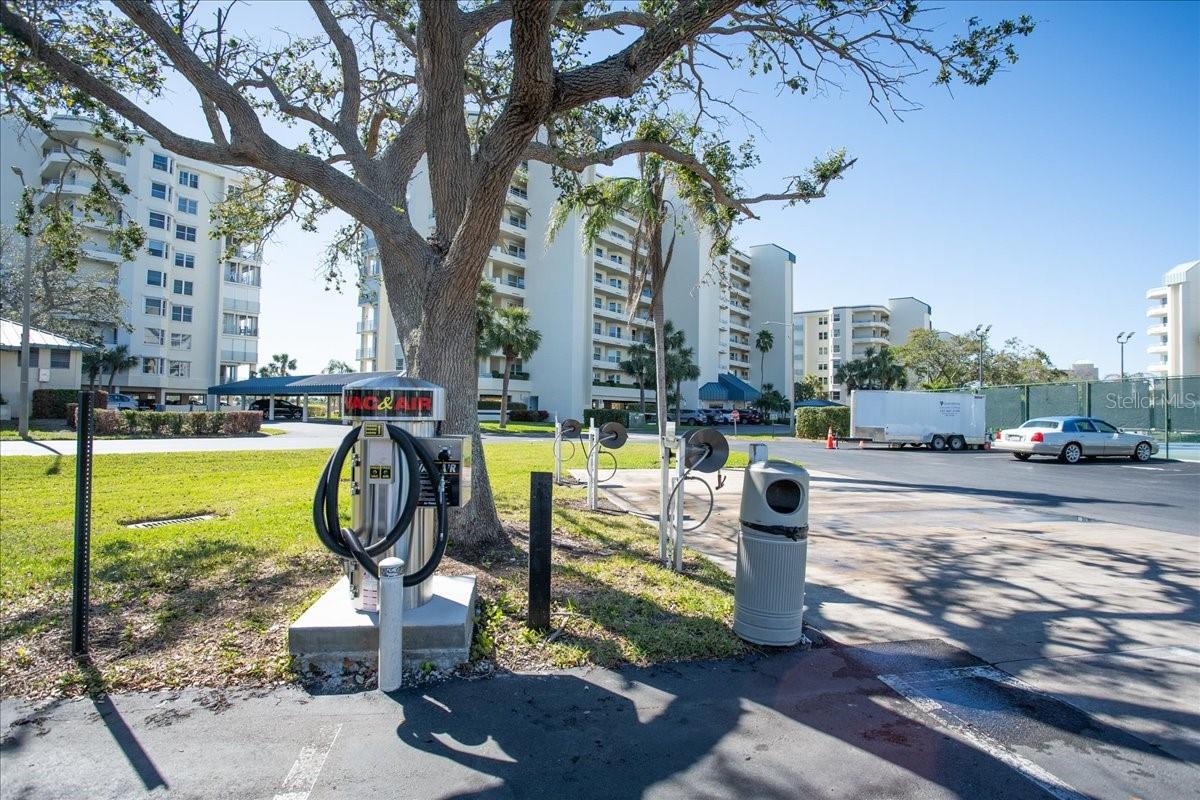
[124,514,216,529]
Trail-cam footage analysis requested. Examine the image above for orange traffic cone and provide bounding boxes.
[825,426,835,449]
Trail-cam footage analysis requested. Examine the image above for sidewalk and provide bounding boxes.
[3,639,1193,800]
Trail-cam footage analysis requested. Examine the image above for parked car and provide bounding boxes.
[677,409,707,426]
[249,398,304,419]
[741,408,764,425]
[992,416,1158,463]
[706,409,731,424]
[107,393,138,411]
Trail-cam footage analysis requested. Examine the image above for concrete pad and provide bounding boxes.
[289,574,476,670]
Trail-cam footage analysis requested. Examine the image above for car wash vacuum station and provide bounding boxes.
[289,375,477,682]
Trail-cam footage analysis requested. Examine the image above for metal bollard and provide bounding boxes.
[377,556,405,692]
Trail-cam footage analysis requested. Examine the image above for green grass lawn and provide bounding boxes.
[1,441,751,697]
[479,420,556,435]
[0,420,287,441]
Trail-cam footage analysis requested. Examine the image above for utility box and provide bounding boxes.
[734,460,810,646]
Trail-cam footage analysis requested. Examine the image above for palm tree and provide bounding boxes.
[323,359,354,374]
[662,323,700,424]
[82,348,105,390]
[619,342,654,413]
[755,328,775,387]
[475,280,497,358]
[102,345,137,391]
[482,306,541,428]
[834,346,908,394]
[752,382,790,422]
[271,353,297,376]
[548,116,734,442]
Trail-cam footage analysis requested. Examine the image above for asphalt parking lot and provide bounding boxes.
[758,440,1200,535]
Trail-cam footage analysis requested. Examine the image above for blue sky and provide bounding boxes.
[158,1,1198,377]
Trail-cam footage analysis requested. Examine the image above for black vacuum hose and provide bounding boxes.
[312,423,448,584]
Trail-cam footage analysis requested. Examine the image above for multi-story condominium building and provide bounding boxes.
[356,159,794,418]
[793,297,932,400]
[1069,361,1100,381]
[1145,260,1199,377]
[1,115,262,407]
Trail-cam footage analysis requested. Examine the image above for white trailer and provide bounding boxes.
[849,390,988,451]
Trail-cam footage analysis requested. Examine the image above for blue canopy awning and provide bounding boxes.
[207,371,397,396]
[698,373,762,403]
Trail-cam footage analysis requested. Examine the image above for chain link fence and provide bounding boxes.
[979,375,1200,457]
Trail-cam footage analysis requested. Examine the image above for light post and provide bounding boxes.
[1116,331,1135,381]
[973,324,991,388]
[11,167,33,438]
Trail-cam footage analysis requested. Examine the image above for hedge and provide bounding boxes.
[794,406,849,439]
[583,408,630,427]
[68,410,262,437]
[478,400,527,411]
[34,388,107,419]
[507,409,549,422]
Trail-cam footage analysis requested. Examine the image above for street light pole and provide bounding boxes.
[973,324,991,389]
[11,167,33,438]
[1116,331,1135,381]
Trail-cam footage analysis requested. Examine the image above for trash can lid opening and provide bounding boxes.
[764,479,805,514]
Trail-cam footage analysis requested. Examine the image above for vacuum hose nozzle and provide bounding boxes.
[312,423,449,585]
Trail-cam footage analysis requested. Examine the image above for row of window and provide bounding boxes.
[151,154,201,189]
[145,240,197,269]
[593,297,624,314]
[15,349,71,369]
[146,271,194,296]
[144,328,192,350]
[144,298,193,322]
[140,357,191,377]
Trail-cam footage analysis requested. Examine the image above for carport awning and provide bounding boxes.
[698,373,761,403]
[207,371,398,396]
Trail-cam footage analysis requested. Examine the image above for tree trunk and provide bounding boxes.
[638,380,645,413]
[499,355,513,429]
[385,251,503,550]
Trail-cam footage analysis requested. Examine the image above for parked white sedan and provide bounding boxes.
[993,416,1158,463]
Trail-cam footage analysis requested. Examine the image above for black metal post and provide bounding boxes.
[528,472,552,631]
[71,391,94,657]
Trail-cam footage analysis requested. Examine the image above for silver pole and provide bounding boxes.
[377,556,405,692]
[553,418,562,484]
[586,420,598,510]
[673,436,687,572]
[18,228,32,438]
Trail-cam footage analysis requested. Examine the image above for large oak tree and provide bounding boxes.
[1,0,1032,544]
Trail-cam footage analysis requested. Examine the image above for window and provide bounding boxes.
[170,333,192,350]
[146,269,166,287]
[43,348,69,369]
[145,327,165,345]
[832,328,841,337]
[832,344,840,354]
[168,360,191,378]
[175,224,197,242]
[171,305,193,323]
[147,239,167,258]
[594,271,603,283]
[607,326,621,338]
[175,252,195,269]
[832,313,841,322]
[17,349,40,367]
[593,347,602,360]
[152,153,170,172]
[222,312,257,336]
[150,181,168,200]
[148,211,168,229]
[1021,419,1060,429]
[818,363,827,371]
[818,331,827,340]
[142,357,163,374]
[594,247,603,257]
[178,169,199,188]
[172,279,194,296]
[145,297,166,316]
[593,322,602,334]
[818,316,827,325]
[1093,420,1119,433]
[608,278,622,288]
[607,301,621,313]
[177,196,198,215]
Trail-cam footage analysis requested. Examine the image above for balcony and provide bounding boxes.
[1146,323,1168,336]
[1146,305,1169,318]
[1146,344,1169,355]
[852,317,890,330]
[594,253,630,274]
[729,260,750,278]
[80,245,124,264]
[500,217,528,236]
[593,280,626,297]
[356,319,378,333]
[492,275,526,298]
[729,319,750,334]
[1146,286,1168,300]
[506,185,530,207]
[851,334,889,345]
[220,349,258,364]
[1146,362,1168,374]
[730,283,751,299]
[592,305,628,322]
[223,297,260,314]
[490,245,526,267]
[356,347,376,360]
[357,290,379,306]
[593,332,627,347]
[486,369,530,381]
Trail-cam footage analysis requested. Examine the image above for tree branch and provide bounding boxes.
[308,0,369,170]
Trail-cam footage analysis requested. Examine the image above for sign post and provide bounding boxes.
[71,391,94,657]
[731,409,740,435]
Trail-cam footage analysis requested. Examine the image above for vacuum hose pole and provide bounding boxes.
[312,422,449,586]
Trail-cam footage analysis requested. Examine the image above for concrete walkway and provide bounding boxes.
[597,467,1200,769]
[0,420,351,457]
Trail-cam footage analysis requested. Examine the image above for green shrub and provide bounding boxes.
[583,408,630,427]
[121,410,141,435]
[794,406,849,439]
[34,389,78,420]
[507,409,549,422]
[221,411,262,435]
[167,413,186,436]
[91,409,123,435]
[478,400,527,411]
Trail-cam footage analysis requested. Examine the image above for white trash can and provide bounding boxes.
[733,460,810,646]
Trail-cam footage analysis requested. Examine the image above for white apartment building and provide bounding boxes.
[356,159,794,418]
[1,115,262,406]
[1145,260,1199,377]
[1069,361,1100,381]
[793,297,932,400]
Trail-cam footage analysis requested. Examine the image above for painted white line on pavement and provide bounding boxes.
[879,666,1089,800]
[1122,466,1165,471]
[273,723,343,800]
